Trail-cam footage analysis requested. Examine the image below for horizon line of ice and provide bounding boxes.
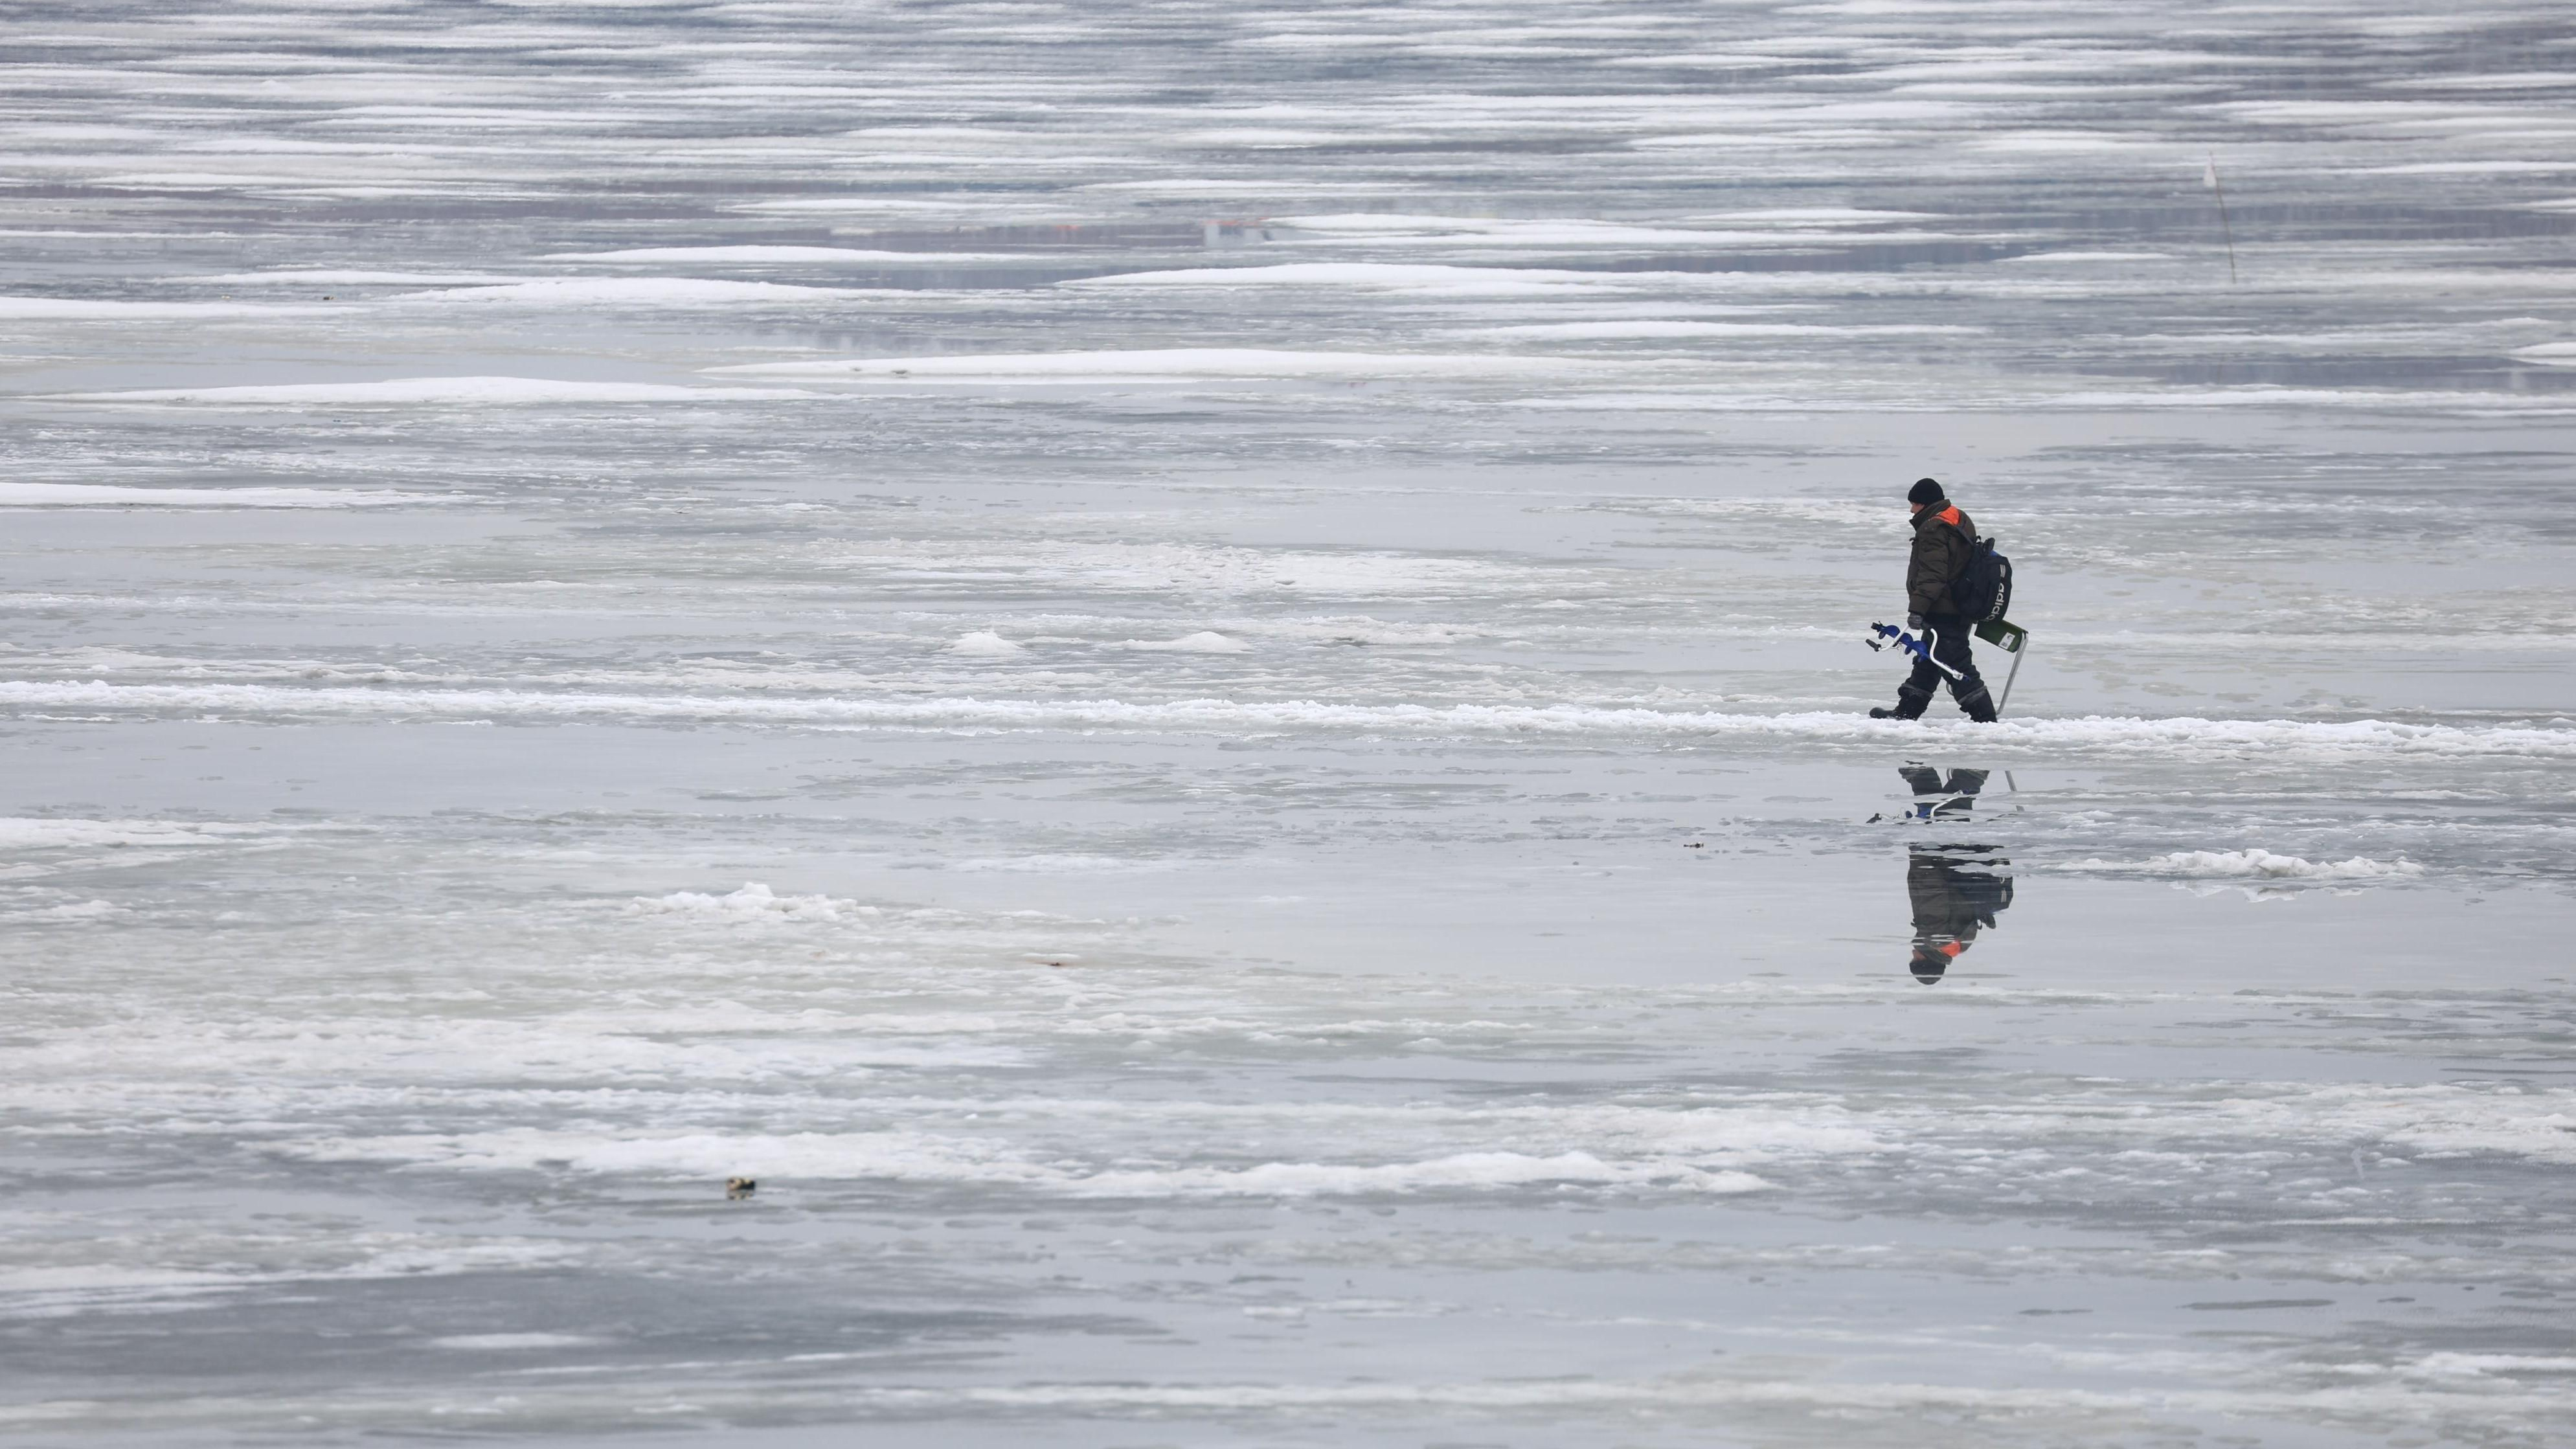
[1,680,2570,759]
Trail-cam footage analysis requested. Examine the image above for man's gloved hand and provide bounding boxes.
[1906,612,1925,631]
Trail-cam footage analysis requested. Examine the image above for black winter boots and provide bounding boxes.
[1956,682,1998,724]
[1871,682,1995,723]
[1872,684,1934,721]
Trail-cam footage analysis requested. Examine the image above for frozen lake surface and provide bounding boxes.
[3,2,2573,1445]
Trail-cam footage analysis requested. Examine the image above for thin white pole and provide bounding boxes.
[1995,640,2028,718]
[2206,153,2239,285]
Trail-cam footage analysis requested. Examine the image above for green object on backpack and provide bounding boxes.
[1975,619,2026,654]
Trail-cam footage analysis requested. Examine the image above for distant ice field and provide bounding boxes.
[3,1,2574,1446]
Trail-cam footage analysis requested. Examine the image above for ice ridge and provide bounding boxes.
[1,680,2571,760]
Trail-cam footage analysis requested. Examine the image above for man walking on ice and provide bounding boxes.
[1873,477,1998,722]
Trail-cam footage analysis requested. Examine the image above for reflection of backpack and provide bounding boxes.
[1957,866,2014,927]
[1954,535,2013,623]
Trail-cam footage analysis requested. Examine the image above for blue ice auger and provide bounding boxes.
[1866,621,1961,680]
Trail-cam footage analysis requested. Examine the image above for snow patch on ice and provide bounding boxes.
[6,899,122,921]
[1690,208,1944,225]
[2037,387,2572,412]
[1065,263,1616,297]
[1461,320,1982,339]
[947,630,1026,657]
[41,376,817,407]
[1098,1152,1770,1198]
[0,295,319,319]
[1269,213,1892,247]
[631,882,865,923]
[0,818,271,849]
[2064,849,2425,881]
[429,1332,599,1351]
[543,246,1006,264]
[2222,1083,2576,1166]
[947,854,1146,873]
[711,348,1610,381]
[288,1127,1772,1198]
[389,277,872,307]
[2003,251,2174,264]
[187,269,539,286]
[0,482,441,507]
[1122,631,1248,653]
[2408,1353,2576,1377]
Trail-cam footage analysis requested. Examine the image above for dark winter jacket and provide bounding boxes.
[1906,502,1978,617]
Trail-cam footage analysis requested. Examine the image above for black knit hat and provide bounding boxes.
[1907,477,1945,506]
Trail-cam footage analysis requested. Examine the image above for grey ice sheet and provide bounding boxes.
[3,1,2573,1445]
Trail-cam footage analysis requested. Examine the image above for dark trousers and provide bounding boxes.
[1896,615,1993,718]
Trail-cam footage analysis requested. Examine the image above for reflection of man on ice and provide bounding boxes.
[1906,844,2013,983]
[1896,764,1985,820]
[1880,765,2015,982]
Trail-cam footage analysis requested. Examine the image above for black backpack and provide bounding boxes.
[1954,535,2013,623]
